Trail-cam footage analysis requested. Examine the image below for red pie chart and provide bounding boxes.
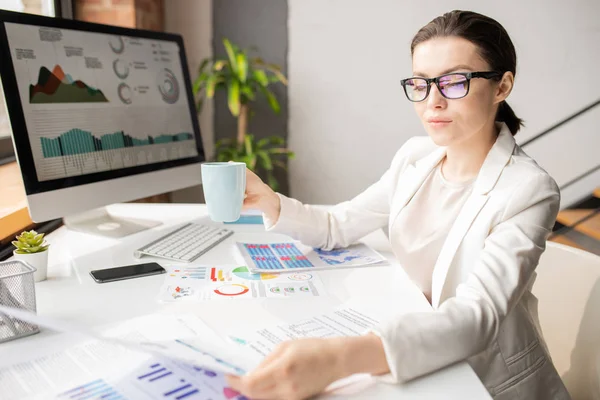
[214,284,249,296]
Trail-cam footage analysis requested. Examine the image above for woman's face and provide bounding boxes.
[410,37,508,147]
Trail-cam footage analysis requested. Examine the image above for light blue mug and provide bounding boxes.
[201,162,246,222]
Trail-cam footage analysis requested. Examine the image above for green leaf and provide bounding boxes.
[257,137,270,148]
[242,153,257,170]
[196,96,204,113]
[266,64,288,85]
[205,76,217,98]
[213,60,228,71]
[192,72,209,94]
[269,136,285,145]
[223,38,238,74]
[266,172,278,191]
[259,86,280,113]
[273,160,288,170]
[198,58,212,73]
[268,147,289,154]
[253,58,288,85]
[244,134,254,156]
[236,53,248,82]
[256,150,273,171]
[228,80,241,116]
[216,137,235,148]
[252,70,269,87]
[240,84,255,101]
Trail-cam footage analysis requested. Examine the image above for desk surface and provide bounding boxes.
[4,203,491,399]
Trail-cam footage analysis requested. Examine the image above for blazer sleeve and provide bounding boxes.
[369,172,560,382]
[262,138,417,249]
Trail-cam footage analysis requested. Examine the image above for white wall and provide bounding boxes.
[164,0,212,203]
[288,0,600,207]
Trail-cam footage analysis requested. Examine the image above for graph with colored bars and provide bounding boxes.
[57,361,248,400]
[136,362,202,399]
[244,243,314,270]
[40,129,193,158]
[169,267,207,280]
[57,379,124,400]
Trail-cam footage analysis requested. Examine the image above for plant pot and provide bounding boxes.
[12,250,48,282]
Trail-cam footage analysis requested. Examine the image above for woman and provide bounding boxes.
[227,10,570,400]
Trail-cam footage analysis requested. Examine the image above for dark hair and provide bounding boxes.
[411,10,524,135]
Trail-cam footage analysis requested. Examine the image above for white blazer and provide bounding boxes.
[265,123,571,399]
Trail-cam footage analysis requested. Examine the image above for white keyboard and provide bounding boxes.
[134,223,234,262]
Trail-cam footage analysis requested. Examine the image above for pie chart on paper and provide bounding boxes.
[232,266,277,281]
[214,284,249,296]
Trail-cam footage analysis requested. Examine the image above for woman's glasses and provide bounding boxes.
[400,71,502,102]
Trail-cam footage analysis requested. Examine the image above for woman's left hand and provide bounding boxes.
[226,337,345,400]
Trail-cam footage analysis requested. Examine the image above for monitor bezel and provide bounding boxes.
[0,9,205,195]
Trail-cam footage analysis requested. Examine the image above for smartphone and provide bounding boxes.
[90,262,166,283]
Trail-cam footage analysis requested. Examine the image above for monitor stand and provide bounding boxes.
[63,207,162,238]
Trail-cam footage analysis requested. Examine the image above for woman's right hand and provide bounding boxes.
[243,167,281,222]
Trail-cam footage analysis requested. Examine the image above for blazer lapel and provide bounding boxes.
[430,124,517,309]
[431,193,489,308]
[388,147,446,236]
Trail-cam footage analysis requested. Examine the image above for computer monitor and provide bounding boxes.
[0,10,205,237]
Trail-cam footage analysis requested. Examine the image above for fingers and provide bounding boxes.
[227,372,278,399]
[225,375,244,393]
[225,344,289,399]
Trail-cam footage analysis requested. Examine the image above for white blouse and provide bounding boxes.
[390,160,474,302]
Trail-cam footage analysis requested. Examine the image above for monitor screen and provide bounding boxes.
[0,12,204,194]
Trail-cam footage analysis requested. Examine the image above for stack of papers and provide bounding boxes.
[157,264,327,302]
[0,305,257,400]
[0,300,388,399]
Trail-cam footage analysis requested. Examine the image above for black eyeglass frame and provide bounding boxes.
[400,71,503,102]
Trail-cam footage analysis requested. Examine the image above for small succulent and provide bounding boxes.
[12,230,49,254]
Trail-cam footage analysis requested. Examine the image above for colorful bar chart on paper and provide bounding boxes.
[240,243,315,270]
[169,267,208,280]
[57,379,125,400]
[136,362,202,399]
[272,243,313,268]
[210,267,235,282]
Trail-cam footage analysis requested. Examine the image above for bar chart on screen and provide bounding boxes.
[29,107,198,181]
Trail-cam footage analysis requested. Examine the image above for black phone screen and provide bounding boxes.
[90,262,165,283]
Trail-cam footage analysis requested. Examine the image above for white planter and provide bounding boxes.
[12,250,48,282]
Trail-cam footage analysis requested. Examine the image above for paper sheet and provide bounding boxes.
[235,242,387,272]
[0,307,254,399]
[234,306,380,358]
[1,348,249,400]
[157,265,327,302]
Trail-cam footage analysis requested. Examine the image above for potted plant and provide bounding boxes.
[12,230,50,282]
[193,38,294,191]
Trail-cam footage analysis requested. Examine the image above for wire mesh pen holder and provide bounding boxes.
[0,260,40,343]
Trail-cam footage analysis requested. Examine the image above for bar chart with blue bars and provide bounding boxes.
[136,362,202,399]
[243,243,314,270]
[57,379,124,400]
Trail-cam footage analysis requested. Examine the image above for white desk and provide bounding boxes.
[4,203,491,399]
